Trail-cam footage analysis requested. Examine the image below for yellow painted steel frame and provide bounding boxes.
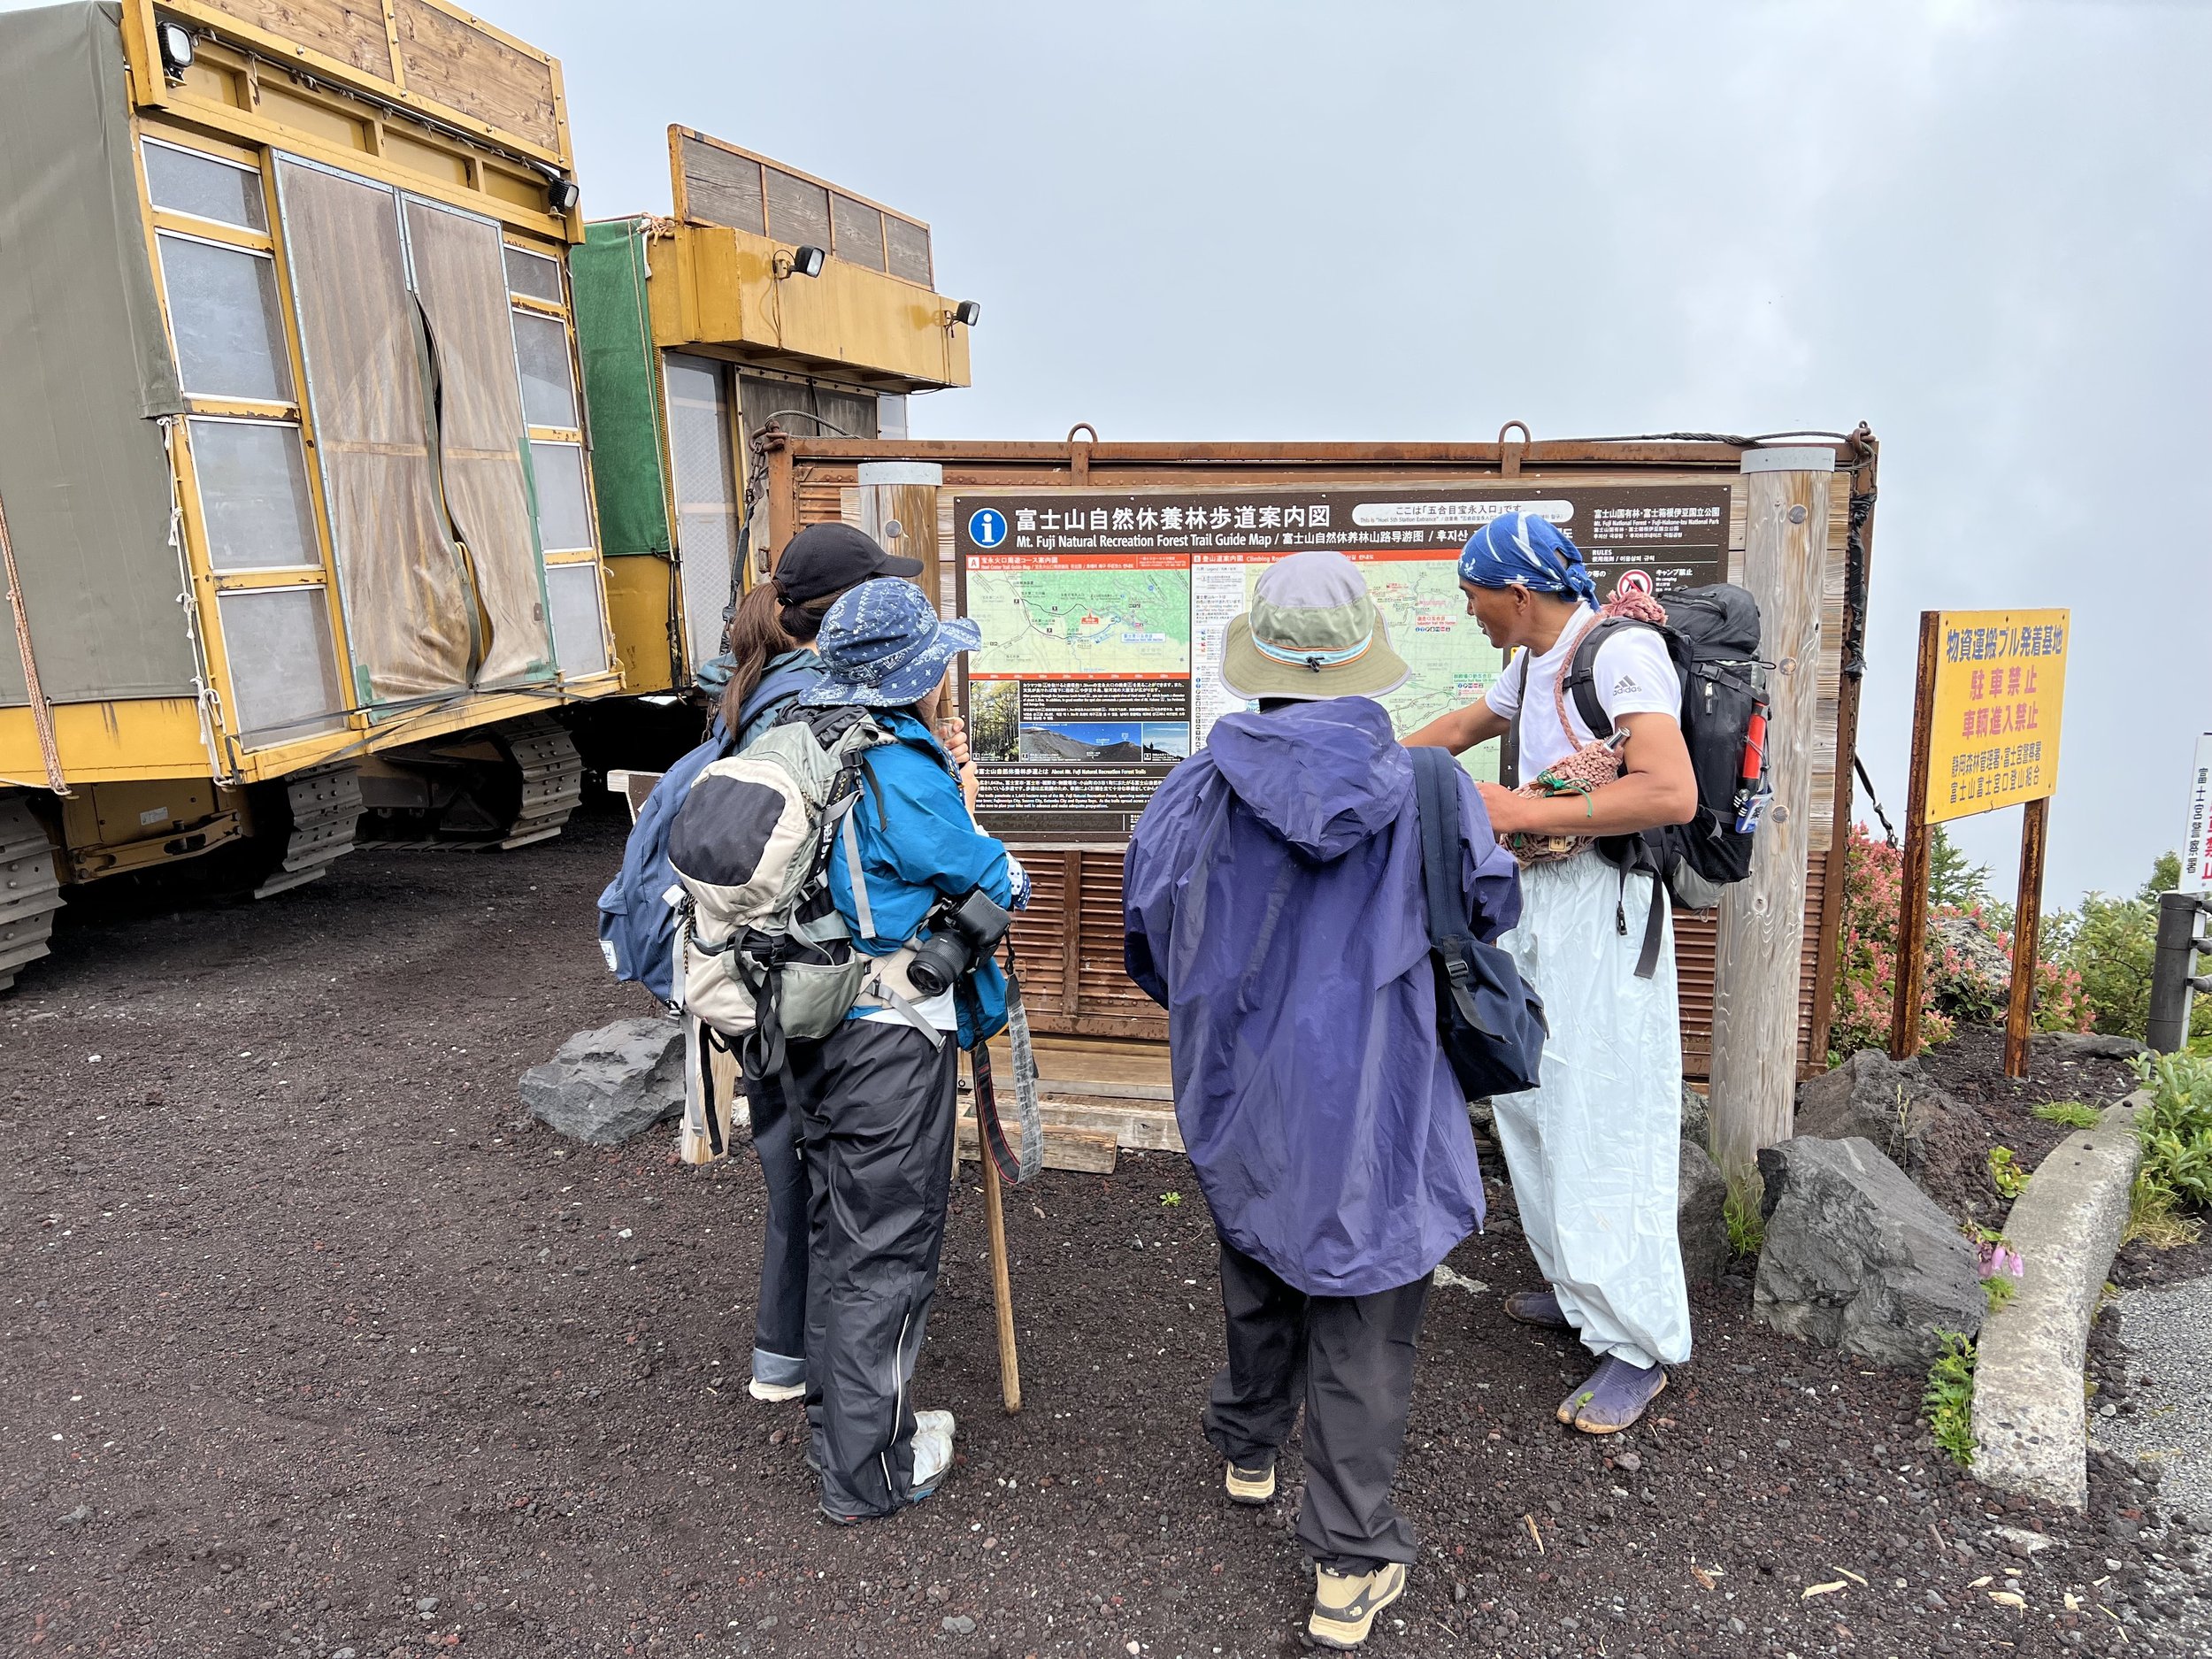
[649,222,972,390]
[19,22,628,797]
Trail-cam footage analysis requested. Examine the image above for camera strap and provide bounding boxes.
[966,964,1042,1185]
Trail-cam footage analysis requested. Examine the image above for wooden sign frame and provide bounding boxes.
[1892,610,2064,1078]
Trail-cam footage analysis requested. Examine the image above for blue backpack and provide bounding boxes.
[596,655,819,1005]
[1407,745,1548,1100]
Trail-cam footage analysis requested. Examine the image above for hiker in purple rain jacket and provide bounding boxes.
[1123,550,1521,1652]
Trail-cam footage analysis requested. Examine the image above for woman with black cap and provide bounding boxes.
[603,521,945,1413]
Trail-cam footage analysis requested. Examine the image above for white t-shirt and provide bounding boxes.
[1484,611,1682,779]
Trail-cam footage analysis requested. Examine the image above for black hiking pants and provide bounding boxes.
[745,1078,809,1389]
[1203,1240,1434,1572]
[752,1018,957,1519]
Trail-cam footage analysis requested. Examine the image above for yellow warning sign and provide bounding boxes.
[1924,607,2069,825]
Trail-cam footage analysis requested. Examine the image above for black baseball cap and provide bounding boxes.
[772,522,923,605]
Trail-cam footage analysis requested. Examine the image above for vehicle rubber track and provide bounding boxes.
[252,763,365,898]
[494,714,584,849]
[0,796,65,993]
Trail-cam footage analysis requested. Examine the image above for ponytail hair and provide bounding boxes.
[719,581,798,732]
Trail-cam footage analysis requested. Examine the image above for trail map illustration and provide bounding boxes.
[953,482,1732,837]
[968,565,1192,678]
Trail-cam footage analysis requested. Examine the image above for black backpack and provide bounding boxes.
[1408,745,1548,1101]
[1508,584,1769,979]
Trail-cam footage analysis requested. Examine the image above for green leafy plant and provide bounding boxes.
[1723,1174,1765,1259]
[1987,1146,2030,1199]
[2032,1101,2101,1130]
[1924,1331,1978,1467]
[1927,824,1993,909]
[1158,1191,1182,1208]
[1982,1275,2017,1313]
[2126,1051,2212,1247]
[2051,853,2211,1051]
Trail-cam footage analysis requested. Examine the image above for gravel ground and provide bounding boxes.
[2,797,2200,1657]
[2092,1277,2212,1652]
[2097,1280,2212,1523]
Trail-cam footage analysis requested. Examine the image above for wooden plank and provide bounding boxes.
[1032,1099,1183,1153]
[2004,796,2050,1078]
[956,1116,1118,1174]
[391,0,559,153]
[675,133,764,234]
[1809,440,1879,1068]
[188,0,398,78]
[1709,452,1833,1180]
[979,1151,1022,1414]
[1890,611,1941,1060]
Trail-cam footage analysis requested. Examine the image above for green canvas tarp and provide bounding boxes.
[571,218,673,559]
[0,2,195,709]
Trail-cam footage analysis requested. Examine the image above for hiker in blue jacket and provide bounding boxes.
[598,522,926,1407]
[1125,551,1521,1651]
[783,578,1025,1523]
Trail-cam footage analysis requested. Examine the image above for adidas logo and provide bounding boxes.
[1613,674,1642,695]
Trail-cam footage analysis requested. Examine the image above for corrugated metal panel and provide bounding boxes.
[1677,849,1830,1081]
[1008,852,1069,1009]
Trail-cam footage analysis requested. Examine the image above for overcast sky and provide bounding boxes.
[521,0,2205,908]
[17,0,2195,905]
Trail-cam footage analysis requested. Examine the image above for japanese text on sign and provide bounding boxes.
[954,482,1733,838]
[1923,607,2070,826]
[2183,733,2212,896]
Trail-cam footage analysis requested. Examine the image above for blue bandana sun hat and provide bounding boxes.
[1457,510,1598,608]
[1218,549,1411,702]
[799,577,981,707]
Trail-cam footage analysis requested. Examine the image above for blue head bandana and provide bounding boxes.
[1457,511,1598,609]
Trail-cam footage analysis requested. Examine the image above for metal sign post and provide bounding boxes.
[1891,608,2070,1076]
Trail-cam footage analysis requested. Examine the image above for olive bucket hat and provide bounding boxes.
[1218,549,1411,702]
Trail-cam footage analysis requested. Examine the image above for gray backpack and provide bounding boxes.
[668,706,913,1058]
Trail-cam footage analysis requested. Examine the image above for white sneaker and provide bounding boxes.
[910,1410,956,1497]
[747,1376,804,1403]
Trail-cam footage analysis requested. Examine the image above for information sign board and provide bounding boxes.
[2184,733,2212,896]
[1922,608,2070,826]
[953,482,1732,837]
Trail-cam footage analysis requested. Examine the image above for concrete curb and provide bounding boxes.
[1970,1088,2149,1509]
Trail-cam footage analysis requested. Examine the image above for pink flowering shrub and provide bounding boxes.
[1826,824,2092,1062]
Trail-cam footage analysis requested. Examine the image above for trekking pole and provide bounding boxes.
[979,1149,1023,1415]
[966,1041,1024,1413]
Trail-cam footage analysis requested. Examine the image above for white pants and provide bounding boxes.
[1491,852,1692,1370]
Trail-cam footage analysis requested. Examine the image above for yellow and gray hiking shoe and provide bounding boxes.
[1308,1560,1407,1650]
[1224,1451,1276,1505]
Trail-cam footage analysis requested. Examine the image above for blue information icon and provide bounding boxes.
[968,507,1008,549]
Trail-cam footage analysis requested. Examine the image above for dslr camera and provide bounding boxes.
[907,887,1013,998]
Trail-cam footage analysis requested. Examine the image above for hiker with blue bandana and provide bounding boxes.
[759,577,1021,1523]
[1405,511,1699,1435]
[1125,550,1523,1650]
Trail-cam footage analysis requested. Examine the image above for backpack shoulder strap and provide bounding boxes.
[1501,648,1531,789]
[1408,745,1465,947]
[1563,615,1649,740]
